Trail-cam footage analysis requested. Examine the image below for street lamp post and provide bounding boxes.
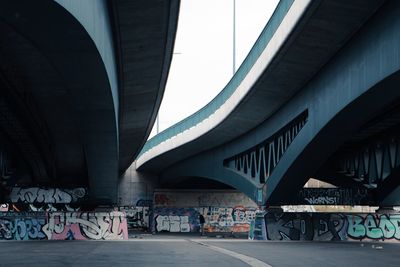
[233,0,236,75]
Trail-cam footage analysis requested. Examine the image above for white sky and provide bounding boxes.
[150,0,279,137]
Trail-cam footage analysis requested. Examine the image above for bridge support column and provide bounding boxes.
[118,161,158,207]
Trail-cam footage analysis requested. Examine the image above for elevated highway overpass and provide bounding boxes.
[0,0,179,204]
[137,0,400,207]
[2,0,400,243]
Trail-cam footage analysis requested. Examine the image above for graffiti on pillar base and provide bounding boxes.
[261,212,400,241]
[0,211,128,240]
[0,217,47,240]
[9,187,87,204]
[264,212,347,241]
[28,203,81,212]
[44,212,128,240]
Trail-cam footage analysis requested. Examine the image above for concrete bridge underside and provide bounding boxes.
[0,0,179,205]
[140,0,400,206]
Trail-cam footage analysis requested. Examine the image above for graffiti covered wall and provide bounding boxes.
[154,208,198,233]
[153,190,258,233]
[9,187,87,204]
[6,187,87,211]
[0,211,128,240]
[251,212,400,242]
[297,188,371,205]
[119,199,152,230]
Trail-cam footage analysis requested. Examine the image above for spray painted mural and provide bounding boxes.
[7,187,87,211]
[251,212,400,242]
[153,206,257,233]
[153,191,259,233]
[9,187,87,203]
[0,211,128,240]
[154,208,198,233]
[119,199,152,230]
[200,206,256,232]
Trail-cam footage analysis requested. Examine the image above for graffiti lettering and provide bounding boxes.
[0,211,128,240]
[347,214,400,240]
[304,196,337,205]
[9,187,86,204]
[154,206,257,233]
[155,215,190,232]
[256,212,400,241]
[298,188,370,206]
[120,206,150,229]
[0,216,47,240]
[43,212,128,240]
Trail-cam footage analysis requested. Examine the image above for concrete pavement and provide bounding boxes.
[0,237,399,266]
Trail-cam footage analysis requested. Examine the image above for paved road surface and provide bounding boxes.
[0,239,399,266]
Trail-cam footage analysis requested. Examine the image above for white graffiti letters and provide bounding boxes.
[43,211,127,240]
[304,196,337,205]
[9,187,86,204]
[155,215,190,232]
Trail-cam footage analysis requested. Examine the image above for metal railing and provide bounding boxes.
[138,0,294,158]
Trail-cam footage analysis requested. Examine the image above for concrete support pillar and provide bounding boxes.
[118,161,158,206]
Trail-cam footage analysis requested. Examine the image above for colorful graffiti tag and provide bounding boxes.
[154,208,199,233]
[297,188,370,205]
[200,206,256,232]
[153,206,257,233]
[152,191,258,233]
[0,211,128,240]
[347,214,400,240]
[119,201,151,230]
[9,187,87,204]
[0,214,47,240]
[156,215,191,232]
[7,187,87,211]
[257,212,400,241]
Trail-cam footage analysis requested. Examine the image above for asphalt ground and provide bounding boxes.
[0,238,399,267]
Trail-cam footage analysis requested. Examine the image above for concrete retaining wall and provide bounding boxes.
[153,190,258,233]
[0,211,128,240]
[250,212,400,242]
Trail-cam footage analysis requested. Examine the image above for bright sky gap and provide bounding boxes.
[149,0,279,138]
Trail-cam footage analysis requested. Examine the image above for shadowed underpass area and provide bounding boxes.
[2,0,400,266]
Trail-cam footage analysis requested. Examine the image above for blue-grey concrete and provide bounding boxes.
[137,0,400,206]
[110,0,180,175]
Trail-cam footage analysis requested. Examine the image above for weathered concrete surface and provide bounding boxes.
[0,240,245,267]
[0,239,399,267]
[206,240,400,267]
[110,0,180,174]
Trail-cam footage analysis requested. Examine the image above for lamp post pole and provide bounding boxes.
[233,0,236,75]
[156,114,159,134]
